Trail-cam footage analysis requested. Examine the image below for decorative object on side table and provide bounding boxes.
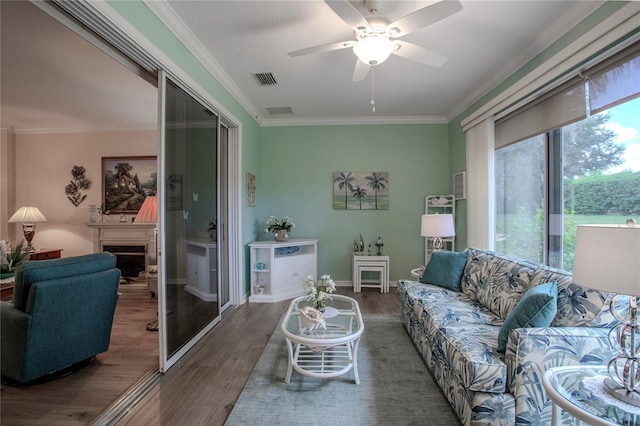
[302,274,336,311]
[265,215,295,242]
[8,206,48,252]
[573,221,640,406]
[375,236,384,255]
[421,213,455,251]
[65,165,91,206]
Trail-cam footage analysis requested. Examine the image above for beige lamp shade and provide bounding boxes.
[573,224,640,296]
[135,196,157,223]
[8,207,47,223]
[421,214,455,238]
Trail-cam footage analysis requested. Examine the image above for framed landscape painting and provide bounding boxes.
[333,172,389,210]
[102,156,157,213]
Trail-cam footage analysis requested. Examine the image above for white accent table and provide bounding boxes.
[352,253,389,293]
[281,295,364,384]
[248,239,317,303]
[542,365,640,425]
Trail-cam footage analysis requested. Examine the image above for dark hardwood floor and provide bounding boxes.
[0,284,159,426]
[120,287,400,426]
[0,286,400,425]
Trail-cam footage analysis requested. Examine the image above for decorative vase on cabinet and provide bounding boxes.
[274,229,289,242]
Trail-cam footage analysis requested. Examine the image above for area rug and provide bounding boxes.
[225,314,460,425]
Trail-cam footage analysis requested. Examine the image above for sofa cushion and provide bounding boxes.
[433,323,507,393]
[497,281,558,353]
[471,250,538,320]
[420,250,469,291]
[399,281,502,328]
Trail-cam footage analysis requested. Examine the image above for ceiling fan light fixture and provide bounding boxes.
[353,35,394,66]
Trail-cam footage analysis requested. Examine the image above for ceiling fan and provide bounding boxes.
[288,0,463,81]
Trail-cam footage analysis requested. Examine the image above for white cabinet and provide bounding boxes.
[425,194,456,264]
[185,239,217,302]
[249,239,317,303]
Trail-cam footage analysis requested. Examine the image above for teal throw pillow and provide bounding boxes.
[497,281,558,353]
[420,250,469,291]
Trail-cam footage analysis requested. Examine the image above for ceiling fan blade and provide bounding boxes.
[325,0,370,30]
[393,40,447,67]
[288,40,355,57]
[387,0,463,37]
[352,59,371,82]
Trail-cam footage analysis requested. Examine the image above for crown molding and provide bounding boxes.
[257,115,447,127]
[10,122,157,135]
[145,1,261,124]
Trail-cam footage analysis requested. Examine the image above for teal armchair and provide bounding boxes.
[1,252,120,384]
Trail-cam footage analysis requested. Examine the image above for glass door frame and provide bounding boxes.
[157,71,229,372]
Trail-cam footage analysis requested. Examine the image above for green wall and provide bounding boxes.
[255,124,449,281]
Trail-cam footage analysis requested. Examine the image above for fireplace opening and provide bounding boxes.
[103,244,146,282]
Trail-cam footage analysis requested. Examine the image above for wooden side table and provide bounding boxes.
[1,277,15,301]
[29,248,63,261]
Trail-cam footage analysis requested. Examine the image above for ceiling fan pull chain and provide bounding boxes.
[370,66,376,113]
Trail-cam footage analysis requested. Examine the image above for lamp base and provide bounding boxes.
[604,377,640,407]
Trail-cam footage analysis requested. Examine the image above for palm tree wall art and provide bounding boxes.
[333,172,389,210]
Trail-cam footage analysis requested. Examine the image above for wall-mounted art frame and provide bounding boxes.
[102,156,157,214]
[453,171,467,200]
[333,171,389,210]
[247,172,256,207]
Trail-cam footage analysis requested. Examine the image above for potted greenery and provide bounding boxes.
[0,240,29,279]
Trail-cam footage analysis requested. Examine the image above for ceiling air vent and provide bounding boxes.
[252,72,278,86]
[266,107,293,115]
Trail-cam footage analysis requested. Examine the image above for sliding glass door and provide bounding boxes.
[158,72,221,371]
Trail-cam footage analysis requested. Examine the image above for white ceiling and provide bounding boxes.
[1,1,603,131]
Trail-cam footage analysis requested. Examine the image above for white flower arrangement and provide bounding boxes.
[302,274,336,309]
[264,215,295,233]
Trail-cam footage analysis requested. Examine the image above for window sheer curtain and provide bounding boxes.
[465,118,495,250]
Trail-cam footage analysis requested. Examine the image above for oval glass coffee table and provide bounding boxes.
[281,295,364,384]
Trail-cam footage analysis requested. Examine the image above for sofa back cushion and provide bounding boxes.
[461,248,539,320]
[530,264,622,327]
[13,252,117,311]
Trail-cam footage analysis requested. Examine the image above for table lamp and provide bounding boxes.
[8,206,48,252]
[134,196,157,223]
[572,222,640,406]
[421,213,455,251]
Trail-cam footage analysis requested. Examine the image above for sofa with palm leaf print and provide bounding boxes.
[398,247,623,426]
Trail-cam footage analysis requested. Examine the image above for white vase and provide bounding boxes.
[88,205,98,223]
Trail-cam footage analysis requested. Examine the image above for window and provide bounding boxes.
[495,96,640,271]
[494,42,640,272]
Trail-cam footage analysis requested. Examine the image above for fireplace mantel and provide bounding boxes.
[85,222,156,260]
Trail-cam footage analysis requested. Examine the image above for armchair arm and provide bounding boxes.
[505,326,614,425]
[1,301,32,379]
